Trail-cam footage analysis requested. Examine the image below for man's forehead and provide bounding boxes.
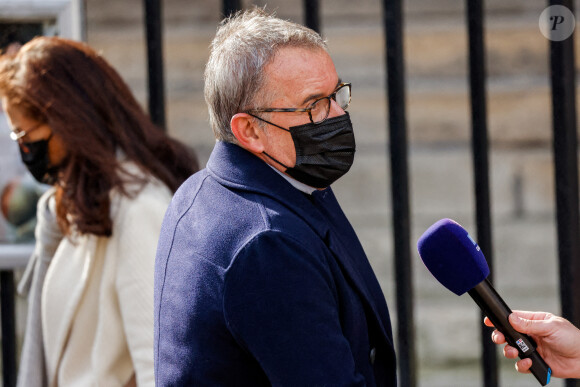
[263,46,338,104]
[266,46,330,72]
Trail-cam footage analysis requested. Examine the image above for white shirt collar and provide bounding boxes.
[268,165,317,195]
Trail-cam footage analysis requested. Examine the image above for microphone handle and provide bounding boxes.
[467,279,552,386]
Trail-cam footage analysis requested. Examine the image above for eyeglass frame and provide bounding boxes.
[9,123,43,142]
[245,82,351,124]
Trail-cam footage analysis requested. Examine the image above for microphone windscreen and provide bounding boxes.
[417,218,490,295]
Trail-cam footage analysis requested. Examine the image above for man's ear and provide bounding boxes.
[230,113,266,154]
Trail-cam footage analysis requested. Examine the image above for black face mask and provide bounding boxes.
[262,112,356,188]
[19,134,59,185]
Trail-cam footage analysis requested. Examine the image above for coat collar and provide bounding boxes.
[207,141,302,197]
[206,141,332,235]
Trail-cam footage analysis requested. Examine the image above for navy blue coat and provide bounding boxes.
[154,142,397,386]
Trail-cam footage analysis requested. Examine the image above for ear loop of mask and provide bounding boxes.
[247,113,293,170]
[246,113,290,132]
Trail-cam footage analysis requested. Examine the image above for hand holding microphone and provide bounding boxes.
[417,218,552,385]
[485,310,580,379]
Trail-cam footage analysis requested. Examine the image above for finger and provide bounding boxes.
[515,358,532,374]
[503,344,519,359]
[511,310,551,321]
[484,317,494,327]
[509,313,551,337]
[491,330,506,344]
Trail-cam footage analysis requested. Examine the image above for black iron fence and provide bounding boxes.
[141,1,579,387]
[131,0,580,386]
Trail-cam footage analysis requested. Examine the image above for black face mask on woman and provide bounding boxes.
[260,112,356,189]
[19,134,60,185]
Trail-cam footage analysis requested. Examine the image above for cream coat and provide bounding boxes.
[41,172,172,387]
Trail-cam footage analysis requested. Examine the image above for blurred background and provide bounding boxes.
[1,0,577,386]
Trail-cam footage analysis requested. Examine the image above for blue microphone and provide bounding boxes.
[417,218,551,386]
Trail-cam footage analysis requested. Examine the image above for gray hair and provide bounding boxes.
[204,7,328,143]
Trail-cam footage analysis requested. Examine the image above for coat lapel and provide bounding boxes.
[44,234,99,385]
[312,189,395,350]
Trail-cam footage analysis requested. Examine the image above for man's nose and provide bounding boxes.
[328,98,346,118]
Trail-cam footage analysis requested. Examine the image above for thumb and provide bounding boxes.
[509,313,547,336]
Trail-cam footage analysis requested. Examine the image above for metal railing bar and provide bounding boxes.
[466,1,498,386]
[382,0,417,386]
[144,0,166,129]
[303,0,320,33]
[548,1,580,386]
[222,0,242,18]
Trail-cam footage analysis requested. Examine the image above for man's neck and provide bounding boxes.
[268,165,317,195]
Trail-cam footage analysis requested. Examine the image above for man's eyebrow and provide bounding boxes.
[300,78,343,106]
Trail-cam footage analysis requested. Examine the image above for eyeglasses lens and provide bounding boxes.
[335,85,351,110]
[310,84,351,124]
[310,99,329,124]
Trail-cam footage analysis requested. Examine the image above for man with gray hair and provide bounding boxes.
[154,8,397,386]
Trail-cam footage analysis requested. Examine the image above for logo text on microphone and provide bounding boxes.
[515,338,530,353]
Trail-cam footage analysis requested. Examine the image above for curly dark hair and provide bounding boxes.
[0,36,198,236]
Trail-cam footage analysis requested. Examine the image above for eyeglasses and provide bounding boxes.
[9,123,42,142]
[247,82,351,124]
